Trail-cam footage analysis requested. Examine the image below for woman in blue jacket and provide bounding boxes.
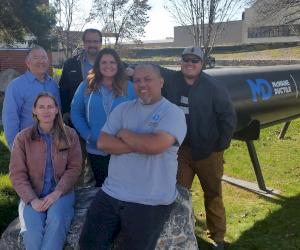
[71,48,136,187]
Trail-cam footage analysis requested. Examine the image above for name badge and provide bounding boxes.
[180,106,189,114]
[180,96,189,105]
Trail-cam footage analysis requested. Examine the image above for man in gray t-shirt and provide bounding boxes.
[79,64,187,250]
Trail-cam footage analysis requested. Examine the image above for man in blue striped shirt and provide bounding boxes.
[2,46,60,150]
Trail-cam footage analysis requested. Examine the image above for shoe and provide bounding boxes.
[212,241,224,250]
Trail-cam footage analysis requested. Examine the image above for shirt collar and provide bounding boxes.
[83,51,88,62]
[101,85,113,93]
[83,51,93,65]
[25,70,51,83]
[37,125,53,137]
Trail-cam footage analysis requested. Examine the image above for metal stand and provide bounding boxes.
[278,121,291,139]
[245,140,267,191]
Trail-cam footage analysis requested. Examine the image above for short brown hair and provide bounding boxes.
[82,29,102,43]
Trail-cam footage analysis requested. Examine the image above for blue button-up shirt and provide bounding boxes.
[82,53,93,80]
[2,70,60,150]
[38,127,56,198]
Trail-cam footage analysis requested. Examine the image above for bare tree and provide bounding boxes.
[52,0,88,58]
[247,0,300,24]
[165,0,247,56]
[89,0,151,46]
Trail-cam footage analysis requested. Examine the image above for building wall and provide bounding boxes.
[174,21,243,47]
[174,1,300,46]
[213,21,243,45]
[0,49,52,74]
[173,26,195,47]
[0,49,29,73]
[242,0,300,44]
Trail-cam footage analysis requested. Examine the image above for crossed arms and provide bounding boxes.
[98,129,176,155]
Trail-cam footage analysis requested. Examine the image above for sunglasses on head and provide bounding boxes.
[182,57,201,64]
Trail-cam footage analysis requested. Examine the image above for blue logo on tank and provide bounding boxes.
[246,79,272,102]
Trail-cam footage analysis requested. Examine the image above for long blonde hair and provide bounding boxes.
[86,48,128,96]
[31,92,70,150]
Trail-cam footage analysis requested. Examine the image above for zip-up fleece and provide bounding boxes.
[162,70,237,160]
[59,53,84,114]
[70,80,136,155]
[9,125,82,204]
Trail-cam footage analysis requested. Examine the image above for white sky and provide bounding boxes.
[83,0,177,41]
[142,0,176,40]
[81,0,244,41]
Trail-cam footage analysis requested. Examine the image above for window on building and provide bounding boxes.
[248,24,300,38]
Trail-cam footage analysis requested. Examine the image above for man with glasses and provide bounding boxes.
[161,46,236,250]
[59,28,102,186]
[2,46,60,150]
[59,28,102,121]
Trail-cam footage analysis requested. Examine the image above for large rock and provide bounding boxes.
[0,69,20,94]
[156,185,199,249]
[0,186,198,250]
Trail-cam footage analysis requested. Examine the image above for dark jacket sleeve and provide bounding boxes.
[159,66,178,98]
[59,56,83,114]
[213,79,237,150]
[59,60,72,114]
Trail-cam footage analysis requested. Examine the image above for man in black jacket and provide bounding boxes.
[59,28,102,119]
[59,28,102,186]
[162,47,236,250]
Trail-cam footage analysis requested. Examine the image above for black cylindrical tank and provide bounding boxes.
[208,65,300,140]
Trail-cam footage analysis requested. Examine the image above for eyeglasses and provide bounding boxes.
[182,58,201,64]
[31,56,48,61]
[84,40,101,44]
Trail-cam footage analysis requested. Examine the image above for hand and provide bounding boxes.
[117,129,131,141]
[31,198,45,212]
[39,190,62,211]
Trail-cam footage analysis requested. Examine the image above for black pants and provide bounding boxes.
[79,190,173,250]
[88,153,110,187]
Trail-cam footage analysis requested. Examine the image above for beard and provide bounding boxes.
[138,96,153,105]
[86,47,98,56]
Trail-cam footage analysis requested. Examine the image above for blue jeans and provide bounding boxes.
[79,189,173,250]
[19,191,75,250]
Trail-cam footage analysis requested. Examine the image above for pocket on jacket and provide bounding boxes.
[55,150,69,169]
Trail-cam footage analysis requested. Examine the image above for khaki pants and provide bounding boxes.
[177,145,226,242]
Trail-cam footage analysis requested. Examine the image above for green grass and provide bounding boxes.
[213,46,300,61]
[193,121,300,249]
[124,56,181,63]
[52,67,63,82]
[0,128,18,233]
[123,45,300,63]
[1,122,299,249]
[0,99,299,249]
